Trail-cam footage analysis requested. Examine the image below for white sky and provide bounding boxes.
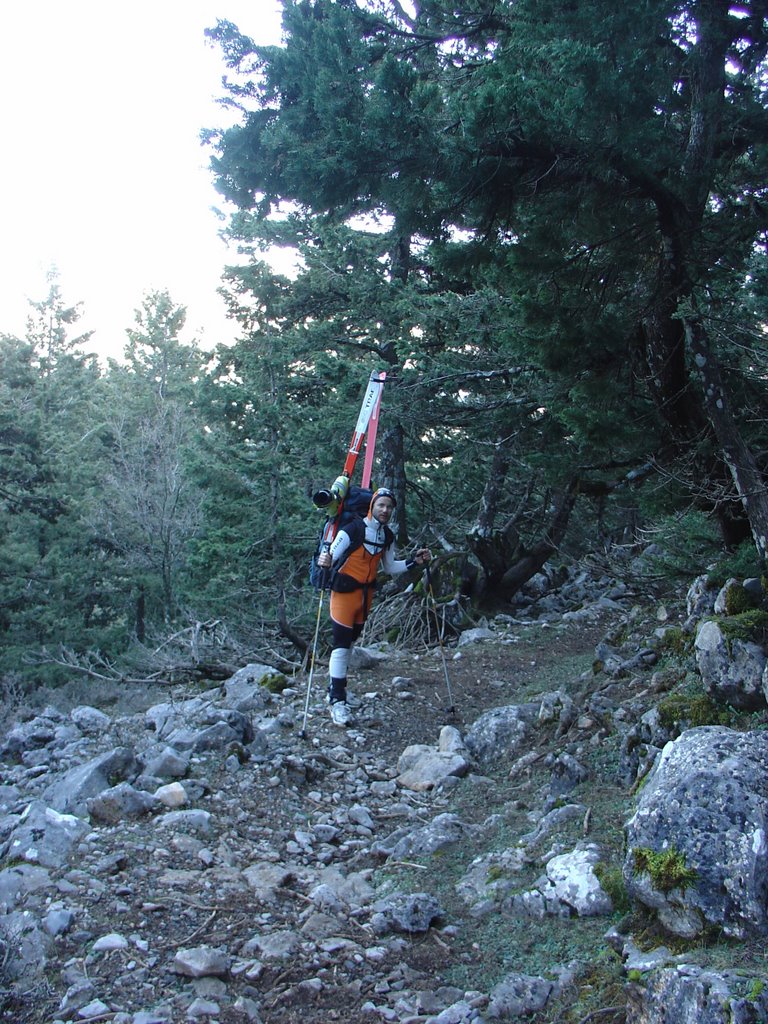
[0,1,284,361]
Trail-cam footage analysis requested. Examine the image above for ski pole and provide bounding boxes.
[425,563,455,714]
[300,585,326,738]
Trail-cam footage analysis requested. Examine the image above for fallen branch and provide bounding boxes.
[25,645,165,685]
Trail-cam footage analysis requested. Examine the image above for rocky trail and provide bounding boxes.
[2,571,767,1024]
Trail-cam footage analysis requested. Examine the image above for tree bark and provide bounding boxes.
[277,588,308,657]
[498,477,580,597]
[686,317,768,562]
[378,421,409,542]
[466,442,521,592]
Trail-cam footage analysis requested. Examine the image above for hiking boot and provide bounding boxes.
[330,701,352,726]
[327,679,347,705]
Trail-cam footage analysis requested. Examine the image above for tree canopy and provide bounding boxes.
[204,0,768,562]
[4,0,768,686]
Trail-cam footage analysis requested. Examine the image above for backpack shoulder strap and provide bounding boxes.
[337,516,365,556]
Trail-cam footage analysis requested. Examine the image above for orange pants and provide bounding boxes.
[329,587,374,629]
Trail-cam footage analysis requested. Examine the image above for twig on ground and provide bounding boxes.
[176,909,218,947]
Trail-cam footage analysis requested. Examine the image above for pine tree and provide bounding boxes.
[206,0,768,573]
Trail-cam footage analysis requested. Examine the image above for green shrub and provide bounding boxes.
[718,609,768,646]
[657,627,691,657]
[658,692,732,729]
[633,846,698,893]
[634,511,722,582]
[748,978,765,1000]
[260,672,289,693]
[708,541,765,589]
[724,583,760,616]
[594,863,632,915]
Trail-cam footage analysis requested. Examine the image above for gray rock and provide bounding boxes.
[92,931,130,951]
[222,663,281,711]
[188,721,242,751]
[458,627,495,646]
[0,862,53,909]
[44,905,75,936]
[424,1000,479,1023]
[142,746,189,780]
[242,862,298,900]
[173,945,231,978]
[544,844,613,916]
[154,781,187,807]
[242,929,300,959]
[694,620,767,711]
[232,995,264,1022]
[396,745,470,792]
[624,727,768,938]
[348,803,375,828]
[464,704,537,764]
[3,801,92,868]
[86,782,158,823]
[686,574,718,620]
[70,705,111,735]
[487,972,554,1019]
[714,577,740,615]
[743,577,765,602]
[369,891,444,935]
[42,747,139,817]
[518,803,586,851]
[350,645,390,669]
[438,725,467,754]
[375,813,479,862]
[0,783,22,812]
[618,707,676,788]
[626,964,768,1024]
[538,690,576,735]
[548,753,589,800]
[0,909,50,982]
[59,978,97,1014]
[594,640,624,676]
[456,847,529,905]
[309,867,374,909]
[307,883,344,913]
[145,695,213,736]
[156,809,212,833]
[0,715,59,758]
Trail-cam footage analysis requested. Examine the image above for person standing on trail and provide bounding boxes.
[316,487,431,726]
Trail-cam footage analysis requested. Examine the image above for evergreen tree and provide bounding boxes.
[96,292,207,632]
[0,279,109,676]
[206,0,768,577]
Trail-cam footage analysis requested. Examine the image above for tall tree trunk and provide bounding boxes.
[135,586,145,643]
[686,317,768,563]
[378,421,409,542]
[475,442,511,537]
[466,442,520,592]
[498,477,580,598]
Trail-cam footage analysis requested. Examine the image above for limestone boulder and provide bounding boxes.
[624,727,768,938]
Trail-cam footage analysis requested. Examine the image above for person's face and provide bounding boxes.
[372,496,395,524]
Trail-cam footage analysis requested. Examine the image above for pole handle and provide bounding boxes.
[319,540,332,592]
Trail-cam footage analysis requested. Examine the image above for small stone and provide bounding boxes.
[76,999,111,1019]
[93,932,129,951]
[154,782,188,808]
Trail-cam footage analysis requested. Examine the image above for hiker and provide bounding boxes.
[316,486,431,725]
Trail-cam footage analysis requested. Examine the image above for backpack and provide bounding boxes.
[308,485,392,590]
